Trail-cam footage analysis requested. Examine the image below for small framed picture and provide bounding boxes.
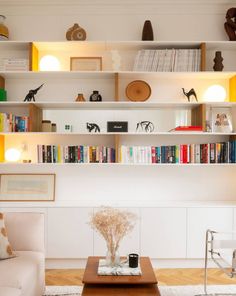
[0,174,55,202]
[211,107,233,133]
[70,57,102,71]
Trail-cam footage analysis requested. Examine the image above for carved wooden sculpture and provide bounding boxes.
[225,8,236,41]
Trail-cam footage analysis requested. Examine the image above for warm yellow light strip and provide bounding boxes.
[229,75,236,102]
[0,135,5,162]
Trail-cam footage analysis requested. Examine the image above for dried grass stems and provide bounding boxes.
[89,207,137,258]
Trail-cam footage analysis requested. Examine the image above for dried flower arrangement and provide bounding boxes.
[89,207,137,266]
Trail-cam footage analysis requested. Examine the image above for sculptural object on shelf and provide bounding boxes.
[142,20,154,41]
[66,23,86,41]
[182,88,198,102]
[87,123,100,133]
[24,84,44,102]
[75,93,85,102]
[213,51,224,71]
[136,121,154,133]
[225,8,236,40]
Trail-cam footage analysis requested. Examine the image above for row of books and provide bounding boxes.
[120,141,236,164]
[0,112,29,132]
[37,145,116,163]
[0,58,29,71]
[133,49,201,72]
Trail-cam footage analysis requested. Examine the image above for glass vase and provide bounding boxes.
[106,249,120,267]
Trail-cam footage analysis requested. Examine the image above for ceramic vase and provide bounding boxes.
[0,15,9,40]
[142,20,154,41]
[213,51,224,71]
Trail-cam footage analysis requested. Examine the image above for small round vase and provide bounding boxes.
[106,249,120,267]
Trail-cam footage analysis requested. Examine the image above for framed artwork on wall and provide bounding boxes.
[70,57,102,71]
[0,174,55,202]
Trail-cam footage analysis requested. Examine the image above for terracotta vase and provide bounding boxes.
[213,51,224,71]
[142,20,154,41]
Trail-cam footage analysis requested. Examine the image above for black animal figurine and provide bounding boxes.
[24,84,44,102]
[87,123,100,133]
[136,121,154,133]
[182,88,198,102]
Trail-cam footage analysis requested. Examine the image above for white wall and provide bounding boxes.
[0,0,234,41]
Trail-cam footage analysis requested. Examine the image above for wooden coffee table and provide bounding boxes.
[82,256,160,296]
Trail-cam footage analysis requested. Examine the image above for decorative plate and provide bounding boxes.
[125,80,151,102]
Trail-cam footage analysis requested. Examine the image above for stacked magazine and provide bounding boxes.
[133,49,201,72]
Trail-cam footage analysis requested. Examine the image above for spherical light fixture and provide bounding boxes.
[203,85,227,102]
[5,148,21,162]
[39,55,60,71]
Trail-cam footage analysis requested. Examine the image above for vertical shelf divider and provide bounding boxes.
[200,42,206,71]
[29,42,39,71]
[115,134,120,163]
[115,72,119,101]
[191,104,206,131]
[229,75,236,102]
[29,103,42,132]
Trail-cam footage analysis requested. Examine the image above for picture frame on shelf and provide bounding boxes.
[70,57,102,71]
[211,107,233,133]
[0,174,55,202]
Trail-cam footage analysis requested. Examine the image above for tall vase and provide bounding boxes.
[142,20,154,41]
[213,51,224,71]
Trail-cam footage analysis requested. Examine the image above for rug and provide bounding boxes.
[44,285,236,296]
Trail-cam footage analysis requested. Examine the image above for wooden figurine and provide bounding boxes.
[182,88,198,102]
[24,84,44,102]
[224,8,236,41]
[213,51,224,71]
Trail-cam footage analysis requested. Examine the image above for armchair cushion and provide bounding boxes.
[0,212,15,260]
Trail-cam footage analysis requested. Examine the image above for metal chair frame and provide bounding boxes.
[196,229,236,296]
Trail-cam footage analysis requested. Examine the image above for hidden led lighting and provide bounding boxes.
[39,55,60,71]
[203,85,227,102]
[5,148,21,162]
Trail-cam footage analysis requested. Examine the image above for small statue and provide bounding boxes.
[87,123,100,133]
[182,88,198,102]
[136,121,154,133]
[224,8,236,41]
[24,84,44,102]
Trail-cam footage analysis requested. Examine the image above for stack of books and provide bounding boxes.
[133,49,201,72]
[0,58,29,71]
[37,145,116,163]
[120,141,236,164]
[0,112,29,132]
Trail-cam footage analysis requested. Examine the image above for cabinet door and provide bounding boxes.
[47,208,93,258]
[140,208,186,258]
[93,208,140,257]
[187,208,233,258]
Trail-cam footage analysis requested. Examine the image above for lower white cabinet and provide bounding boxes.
[187,208,233,258]
[47,207,93,258]
[140,208,187,258]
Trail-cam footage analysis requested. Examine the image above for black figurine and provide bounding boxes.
[136,121,154,133]
[24,84,44,102]
[182,88,198,102]
[87,123,100,133]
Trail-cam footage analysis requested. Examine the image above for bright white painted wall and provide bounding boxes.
[0,0,234,41]
[1,0,236,267]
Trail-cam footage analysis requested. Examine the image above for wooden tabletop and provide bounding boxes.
[82,256,157,285]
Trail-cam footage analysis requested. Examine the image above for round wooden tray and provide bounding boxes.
[125,80,151,102]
